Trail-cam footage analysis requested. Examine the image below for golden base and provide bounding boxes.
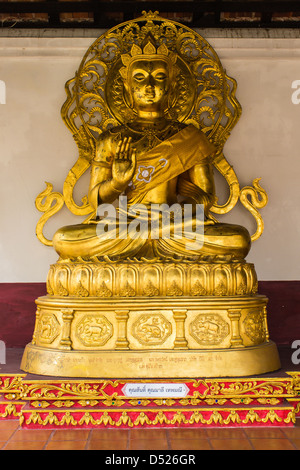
[21,341,280,378]
[21,289,281,378]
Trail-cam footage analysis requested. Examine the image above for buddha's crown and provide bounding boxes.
[120,36,177,80]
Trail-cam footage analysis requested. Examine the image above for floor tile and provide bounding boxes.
[282,426,300,438]
[128,439,169,450]
[168,428,208,439]
[290,439,300,449]
[0,429,17,441]
[130,429,168,440]
[170,438,211,450]
[90,428,129,441]
[86,439,128,450]
[51,429,90,441]
[3,440,46,450]
[0,420,19,430]
[244,427,286,439]
[250,438,296,450]
[210,439,253,450]
[45,440,87,450]
[206,428,247,439]
[10,429,53,441]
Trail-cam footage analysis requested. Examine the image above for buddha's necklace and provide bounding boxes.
[125,120,176,148]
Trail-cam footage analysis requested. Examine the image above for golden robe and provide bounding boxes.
[53,125,251,261]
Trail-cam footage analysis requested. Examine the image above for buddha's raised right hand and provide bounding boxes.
[111,137,136,191]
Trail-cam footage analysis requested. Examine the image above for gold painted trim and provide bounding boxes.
[2,374,297,402]
[20,406,296,428]
[0,402,22,418]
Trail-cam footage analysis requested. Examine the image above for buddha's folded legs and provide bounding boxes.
[157,223,251,260]
[53,219,251,261]
[52,222,146,260]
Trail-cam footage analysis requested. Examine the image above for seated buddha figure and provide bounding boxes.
[53,39,251,262]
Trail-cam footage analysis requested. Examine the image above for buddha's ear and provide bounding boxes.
[119,67,132,101]
[119,67,131,94]
[121,76,130,96]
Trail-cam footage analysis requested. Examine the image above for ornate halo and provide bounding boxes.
[63,10,241,148]
[56,11,251,228]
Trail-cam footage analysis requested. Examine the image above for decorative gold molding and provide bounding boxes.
[173,310,188,350]
[228,309,243,348]
[20,406,295,428]
[60,309,74,350]
[46,261,259,298]
[115,310,130,350]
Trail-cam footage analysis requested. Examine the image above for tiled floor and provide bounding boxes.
[0,419,299,450]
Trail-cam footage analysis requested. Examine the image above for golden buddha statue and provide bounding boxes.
[52,38,250,263]
[21,12,280,378]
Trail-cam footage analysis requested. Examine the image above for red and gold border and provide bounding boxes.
[1,372,299,428]
[20,406,295,429]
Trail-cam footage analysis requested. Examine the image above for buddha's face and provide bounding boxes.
[128,59,170,113]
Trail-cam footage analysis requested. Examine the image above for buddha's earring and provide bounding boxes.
[165,88,178,120]
[123,87,136,122]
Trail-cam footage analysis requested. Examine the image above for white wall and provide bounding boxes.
[0,32,300,282]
